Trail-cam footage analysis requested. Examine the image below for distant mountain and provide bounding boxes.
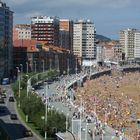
[96,34,111,41]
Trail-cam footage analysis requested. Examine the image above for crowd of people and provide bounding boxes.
[38,68,140,140]
[74,70,140,140]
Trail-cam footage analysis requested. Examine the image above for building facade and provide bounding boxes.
[134,32,140,59]
[96,45,104,63]
[13,24,31,41]
[120,28,138,60]
[59,19,73,50]
[73,20,96,65]
[0,1,13,78]
[114,43,122,61]
[31,16,59,47]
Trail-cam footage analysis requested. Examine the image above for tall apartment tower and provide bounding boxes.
[120,28,138,60]
[13,24,31,41]
[0,1,13,78]
[59,19,73,50]
[134,32,140,59]
[73,20,96,65]
[31,16,59,47]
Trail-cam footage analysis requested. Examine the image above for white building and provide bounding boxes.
[134,32,140,59]
[13,24,31,41]
[120,28,138,60]
[73,20,96,66]
[96,45,104,62]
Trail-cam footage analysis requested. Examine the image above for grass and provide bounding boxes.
[0,127,10,140]
[17,106,54,140]
[17,107,44,139]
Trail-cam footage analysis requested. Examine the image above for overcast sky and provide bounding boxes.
[4,0,140,39]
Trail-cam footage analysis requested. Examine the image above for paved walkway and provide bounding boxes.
[36,73,120,140]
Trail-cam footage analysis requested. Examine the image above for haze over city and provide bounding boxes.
[4,0,140,39]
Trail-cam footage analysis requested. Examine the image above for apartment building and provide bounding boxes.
[31,16,59,47]
[73,20,96,65]
[59,19,73,50]
[13,24,31,41]
[134,32,140,59]
[120,28,138,60]
[0,1,13,78]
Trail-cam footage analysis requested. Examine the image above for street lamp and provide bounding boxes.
[85,123,88,140]
[42,60,45,72]
[34,61,36,73]
[57,57,60,74]
[66,113,69,132]
[20,64,23,80]
[49,58,52,70]
[26,74,29,122]
[45,83,48,140]
[20,64,23,73]
[26,62,28,73]
[16,67,21,108]
[75,58,78,74]
[67,58,70,75]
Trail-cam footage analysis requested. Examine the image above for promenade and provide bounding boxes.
[35,65,140,140]
[36,69,119,140]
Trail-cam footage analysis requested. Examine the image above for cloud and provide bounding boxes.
[4,0,29,6]
[3,0,140,39]
[4,0,132,8]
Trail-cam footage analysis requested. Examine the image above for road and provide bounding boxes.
[36,73,119,140]
[0,85,39,140]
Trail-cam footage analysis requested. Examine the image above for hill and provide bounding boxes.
[96,34,111,41]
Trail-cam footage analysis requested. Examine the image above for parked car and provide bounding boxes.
[23,128,33,137]
[0,106,6,113]
[0,98,5,104]
[10,114,17,120]
[1,93,6,98]
[9,96,14,102]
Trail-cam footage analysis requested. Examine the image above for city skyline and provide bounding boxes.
[4,0,140,39]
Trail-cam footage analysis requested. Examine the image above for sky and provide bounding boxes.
[3,0,140,39]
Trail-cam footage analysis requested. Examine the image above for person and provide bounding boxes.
[88,129,93,137]
[115,128,119,137]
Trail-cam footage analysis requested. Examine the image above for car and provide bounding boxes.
[0,107,6,113]
[0,98,5,104]
[10,114,17,120]
[23,128,33,137]
[9,96,14,102]
[1,93,6,98]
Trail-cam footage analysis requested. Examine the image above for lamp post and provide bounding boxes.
[85,123,88,140]
[79,98,82,140]
[66,113,69,132]
[49,57,52,70]
[26,74,29,122]
[57,58,60,74]
[26,62,28,73]
[45,83,48,140]
[67,58,70,75]
[34,61,36,73]
[75,58,77,74]
[20,63,23,72]
[42,60,45,72]
[16,67,21,108]
[20,63,23,75]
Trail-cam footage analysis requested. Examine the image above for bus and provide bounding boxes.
[2,78,10,85]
